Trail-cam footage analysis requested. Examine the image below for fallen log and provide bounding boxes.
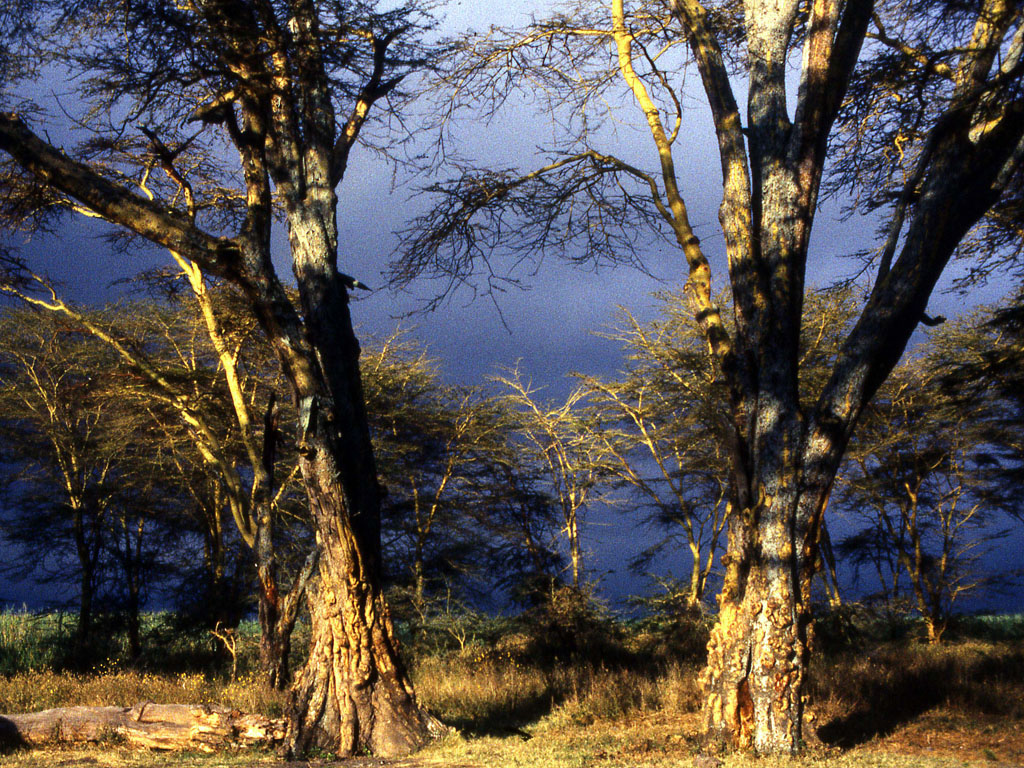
[0,702,286,751]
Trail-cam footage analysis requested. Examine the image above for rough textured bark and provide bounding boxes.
[257,523,318,690]
[0,704,285,751]
[667,0,1024,754]
[700,474,820,752]
[286,471,439,756]
[278,223,438,755]
[0,0,438,755]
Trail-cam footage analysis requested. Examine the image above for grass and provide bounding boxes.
[0,667,288,715]
[0,607,1022,767]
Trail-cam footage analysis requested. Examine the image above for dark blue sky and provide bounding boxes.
[2,0,1022,614]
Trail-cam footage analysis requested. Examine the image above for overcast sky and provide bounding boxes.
[4,0,1022,612]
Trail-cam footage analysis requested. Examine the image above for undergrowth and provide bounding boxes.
[0,602,1022,767]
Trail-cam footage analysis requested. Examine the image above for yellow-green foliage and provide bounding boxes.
[0,611,69,673]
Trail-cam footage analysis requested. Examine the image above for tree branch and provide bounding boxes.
[332,26,410,186]
[0,113,241,278]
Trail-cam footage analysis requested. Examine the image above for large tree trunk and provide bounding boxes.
[283,428,438,757]
[276,192,438,754]
[699,494,812,753]
[286,517,436,757]
[699,404,835,753]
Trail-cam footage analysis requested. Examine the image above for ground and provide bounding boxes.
[2,611,1022,767]
[3,708,1022,768]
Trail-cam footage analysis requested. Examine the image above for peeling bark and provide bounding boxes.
[700,493,811,753]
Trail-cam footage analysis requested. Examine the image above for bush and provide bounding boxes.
[512,585,627,664]
[0,609,279,679]
[626,579,712,662]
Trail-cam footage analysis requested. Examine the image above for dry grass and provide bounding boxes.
[0,666,288,717]
[1,611,1023,767]
[411,650,701,736]
[809,640,1024,744]
[405,637,1024,768]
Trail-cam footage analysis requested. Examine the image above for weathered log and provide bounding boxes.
[0,702,286,751]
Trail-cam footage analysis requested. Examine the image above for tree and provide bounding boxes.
[100,453,179,661]
[2,273,315,687]
[581,294,733,610]
[943,288,1024,522]
[396,0,1024,752]
[1,0,441,755]
[836,349,1000,644]
[0,307,122,652]
[362,332,521,618]
[481,457,566,607]
[0,305,180,661]
[582,287,856,610]
[493,367,607,590]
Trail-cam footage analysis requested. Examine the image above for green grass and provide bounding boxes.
[0,610,72,674]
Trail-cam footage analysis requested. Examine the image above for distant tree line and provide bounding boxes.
[3,279,1021,682]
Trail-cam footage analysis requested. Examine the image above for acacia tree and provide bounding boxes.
[582,287,855,610]
[0,305,180,661]
[398,0,1024,753]
[0,0,440,756]
[581,294,733,609]
[943,288,1024,521]
[361,333,514,617]
[0,307,121,652]
[837,352,996,644]
[1,272,316,688]
[493,367,607,590]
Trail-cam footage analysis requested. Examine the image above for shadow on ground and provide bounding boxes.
[816,647,1024,749]
[439,686,562,740]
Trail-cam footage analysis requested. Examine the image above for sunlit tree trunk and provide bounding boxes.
[283,373,433,755]
[381,0,1024,751]
[700,449,833,752]
[272,184,435,753]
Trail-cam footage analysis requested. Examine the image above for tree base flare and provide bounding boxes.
[282,555,445,758]
[0,703,285,751]
[700,575,809,755]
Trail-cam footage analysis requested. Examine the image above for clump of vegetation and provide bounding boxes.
[0,610,291,717]
[0,611,68,675]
